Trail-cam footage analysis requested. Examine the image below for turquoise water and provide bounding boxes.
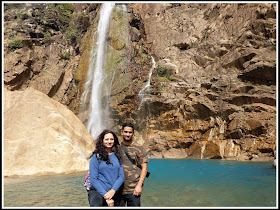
[3,159,277,207]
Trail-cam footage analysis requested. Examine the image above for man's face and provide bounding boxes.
[121,126,134,141]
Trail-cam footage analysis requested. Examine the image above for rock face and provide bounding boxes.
[4,87,94,177]
[3,3,277,169]
[104,3,276,161]
[3,3,98,106]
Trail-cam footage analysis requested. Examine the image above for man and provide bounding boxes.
[119,122,149,206]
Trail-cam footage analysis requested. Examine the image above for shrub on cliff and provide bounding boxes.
[4,3,22,10]
[59,52,71,60]
[58,3,75,30]
[155,67,173,81]
[8,39,23,51]
[65,28,78,44]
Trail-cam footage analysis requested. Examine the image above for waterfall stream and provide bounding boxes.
[201,143,206,159]
[137,56,157,144]
[139,56,157,95]
[137,56,157,118]
[85,3,115,139]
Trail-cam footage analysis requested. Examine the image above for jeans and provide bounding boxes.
[119,193,141,207]
[88,189,122,207]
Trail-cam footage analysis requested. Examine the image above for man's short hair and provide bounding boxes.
[121,121,134,131]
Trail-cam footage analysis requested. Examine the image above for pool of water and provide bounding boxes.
[3,159,277,207]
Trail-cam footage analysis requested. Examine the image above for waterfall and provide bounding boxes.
[219,120,225,138]
[207,117,214,140]
[136,56,157,142]
[201,143,206,159]
[208,127,215,141]
[85,3,115,139]
[137,56,157,120]
[139,56,157,95]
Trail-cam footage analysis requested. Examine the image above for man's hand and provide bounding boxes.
[133,184,142,196]
[133,162,147,196]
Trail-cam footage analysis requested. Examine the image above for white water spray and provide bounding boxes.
[137,56,157,122]
[208,127,215,141]
[201,143,206,159]
[86,3,115,139]
[139,56,157,95]
[208,117,215,140]
[136,56,157,143]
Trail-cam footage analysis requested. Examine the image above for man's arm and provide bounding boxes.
[133,162,148,196]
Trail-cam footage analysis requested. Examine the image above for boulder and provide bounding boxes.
[3,87,95,177]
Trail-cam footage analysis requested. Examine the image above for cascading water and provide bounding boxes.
[208,116,215,141]
[201,144,206,159]
[137,56,157,118]
[139,56,157,95]
[84,3,115,139]
[137,56,157,144]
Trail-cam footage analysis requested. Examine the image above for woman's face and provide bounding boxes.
[103,133,114,149]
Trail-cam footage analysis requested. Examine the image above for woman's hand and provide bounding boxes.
[104,189,115,207]
[105,199,114,207]
[104,189,116,200]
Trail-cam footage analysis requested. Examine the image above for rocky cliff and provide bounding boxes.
[3,2,277,171]
[120,3,277,161]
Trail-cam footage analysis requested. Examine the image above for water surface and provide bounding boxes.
[3,159,277,207]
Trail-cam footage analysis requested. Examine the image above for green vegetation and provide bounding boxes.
[65,28,78,44]
[58,3,75,30]
[155,67,173,81]
[59,52,71,60]
[4,3,22,10]
[15,9,28,20]
[41,3,87,46]
[72,11,90,33]
[4,2,96,60]
[59,5,90,45]
[8,39,23,51]
[141,49,149,59]
[43,31,53,44]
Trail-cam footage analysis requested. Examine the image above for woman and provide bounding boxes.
[88,130,124,207]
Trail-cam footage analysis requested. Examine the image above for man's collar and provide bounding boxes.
[122,140,133,146]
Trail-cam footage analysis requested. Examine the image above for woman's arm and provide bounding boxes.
[111,163,125,191]
[104,161,125,200]
[89,154,107,196]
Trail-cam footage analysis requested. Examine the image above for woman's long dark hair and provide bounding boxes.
[88,129,122,165]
